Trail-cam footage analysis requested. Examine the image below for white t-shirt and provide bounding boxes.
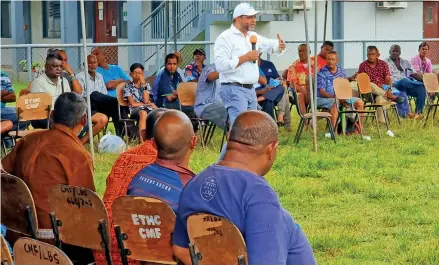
[30,73,71,106]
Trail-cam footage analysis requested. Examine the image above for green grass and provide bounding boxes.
[10,83,439,264]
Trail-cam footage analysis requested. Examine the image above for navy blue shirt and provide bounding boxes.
[260,59,281,80]
[155,69,183,107]
[173,165,316,265]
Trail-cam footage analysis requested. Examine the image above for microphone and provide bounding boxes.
[250,35,257,63]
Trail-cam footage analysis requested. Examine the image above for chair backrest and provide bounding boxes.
[187,213,248,265]
[48,185,110,250]
[116,82,129,107]
[145,76,156,89]
[423,73,439,93]
[13,237,73,265]
[1,236,13,265]
[333,78,354,100]
[356,73,374,94]
[1,172,38,237]
[112,196,176,264]
[177,82,197,106]
[16,92,52,122]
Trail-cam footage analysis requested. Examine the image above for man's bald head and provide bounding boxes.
[229,111,278,148]
[146,108,168,140]
[153,110,195,160]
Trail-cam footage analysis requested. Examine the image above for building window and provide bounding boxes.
[1,1,11,38]
[43,1,61,38]
[78,1,94,39]
[118,1,128,38]
[427,7,433,24]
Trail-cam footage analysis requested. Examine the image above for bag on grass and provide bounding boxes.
[98,132,126,154]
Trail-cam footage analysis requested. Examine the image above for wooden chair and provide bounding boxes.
[290,89,336,144]
[187,214,248,265]
[356,73,401,130]
[8,92,52,141]
[13,237,73,265]
[423,73,439,126]
[48,185,113,265]
[177,82,217,147]
[112,196,177,265]
[333,78,380,138]
[145,76,156,89]
[1,236,13,265]
[1,172,38,238]
[116,83,138,143]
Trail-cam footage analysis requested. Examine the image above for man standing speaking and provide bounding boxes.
[214,3,286,126]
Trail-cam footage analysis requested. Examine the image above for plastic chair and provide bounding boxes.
[423,73,439,126]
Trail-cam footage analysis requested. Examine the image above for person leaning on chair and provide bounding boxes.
[172,111,316,265]
[2,92,96,265]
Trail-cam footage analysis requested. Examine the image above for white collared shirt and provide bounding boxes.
[76,71,108,97]
[214,25,285,85]
[30,73,71,106]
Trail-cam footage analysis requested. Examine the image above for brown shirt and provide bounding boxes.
[2,124,95,230]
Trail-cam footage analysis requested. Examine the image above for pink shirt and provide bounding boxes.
[411,54,433,74]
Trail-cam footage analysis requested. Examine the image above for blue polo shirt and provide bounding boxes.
[155,69,183,107]
[1,72,14,108]
[173,165,316,265]
[96,65,131,98]
[317,65,346,97]
[260,59,281,80]
[194,64,222,117]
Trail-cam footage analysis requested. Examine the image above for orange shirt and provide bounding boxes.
[316,55,327,69]
[1,124,95,230]
[287,57,317,88]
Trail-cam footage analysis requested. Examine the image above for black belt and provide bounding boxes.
[221,82,253,89]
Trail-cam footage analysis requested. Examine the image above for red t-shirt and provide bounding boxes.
[358,59,390,87]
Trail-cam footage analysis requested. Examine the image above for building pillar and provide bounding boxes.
[11,1,25,71]
[128,1,142,70]
[61,1,80,68]
[332,1,344,68]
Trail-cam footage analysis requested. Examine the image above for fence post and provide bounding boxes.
[362,41,367,62]
[156,44,161,74]
[27,46,32,82]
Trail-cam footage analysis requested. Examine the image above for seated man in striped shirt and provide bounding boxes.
[317,51,368,138]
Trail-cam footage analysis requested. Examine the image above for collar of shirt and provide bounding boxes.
[44,74,60,86]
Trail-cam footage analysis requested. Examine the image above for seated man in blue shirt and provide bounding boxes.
[317,51,368,137]
[194,64,227,130]
[127,110,196,211]
[155,54,195,119]
[259,55,291,131]
[254,67,285,121]
[92,47,131,98]
[172,110,316,265]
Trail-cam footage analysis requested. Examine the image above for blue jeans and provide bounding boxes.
[393,78,426,114]
[220,84,258,126]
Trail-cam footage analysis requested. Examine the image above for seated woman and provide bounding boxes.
[124,63,157,143]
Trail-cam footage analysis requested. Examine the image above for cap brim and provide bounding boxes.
[245,10,262,16]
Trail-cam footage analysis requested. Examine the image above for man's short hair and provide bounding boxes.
[229,111,278,147]
[53,92,87,129]
[46,52,62,64]
[146,108,168,140]
[367,46,379,53]
[129,63,144,73]
[322,41,334,48]
[165,53,178,64]
[327,51,337,56]
[419,42,429,51]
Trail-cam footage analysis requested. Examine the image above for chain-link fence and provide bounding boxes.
[1,39,438,82]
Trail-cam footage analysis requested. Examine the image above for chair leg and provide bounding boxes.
[374,112,381,138]
[382,108,390,131]
[433,105,438,120]
[296,118,306,144]
[424,106,432,127]
[326,117,336,143]
[198,120,205,147]
[294,118,304,144]
[393,106,401,126]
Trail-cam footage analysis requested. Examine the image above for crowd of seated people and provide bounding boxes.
[1,38,438,265]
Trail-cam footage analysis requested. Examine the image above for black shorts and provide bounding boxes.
[130,106,152,119]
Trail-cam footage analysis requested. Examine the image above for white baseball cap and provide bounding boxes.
[233,3,262,19]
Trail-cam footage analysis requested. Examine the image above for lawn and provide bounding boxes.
[9,83,439,264]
